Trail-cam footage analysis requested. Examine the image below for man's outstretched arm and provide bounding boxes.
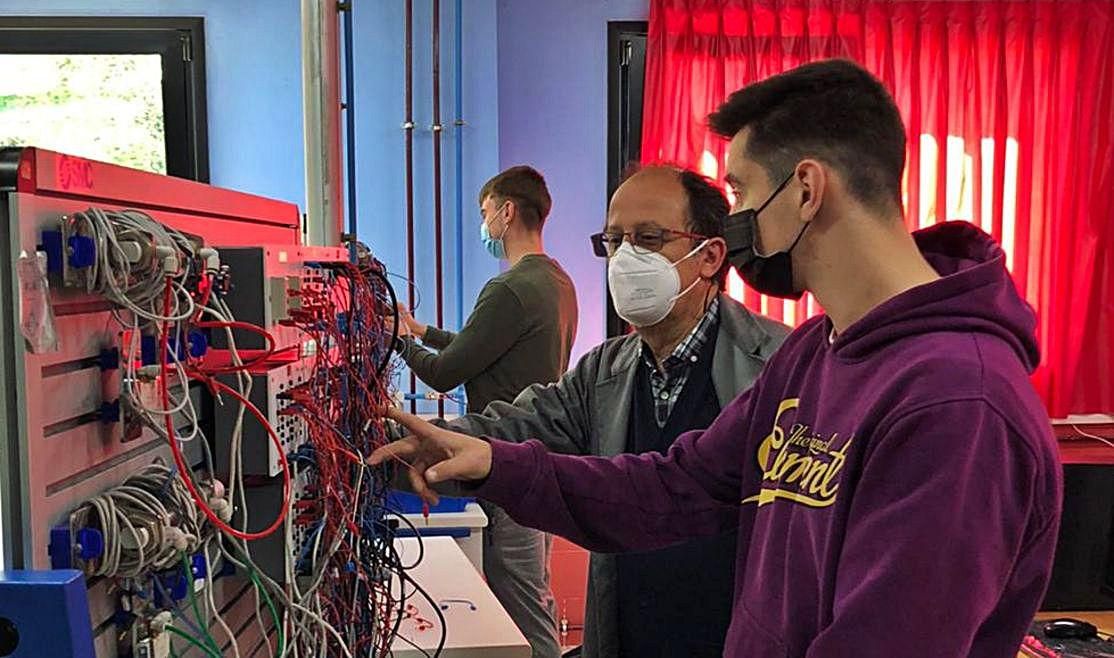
[371,391,755,553]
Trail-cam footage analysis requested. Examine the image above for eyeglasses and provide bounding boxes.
[590,228,707,258]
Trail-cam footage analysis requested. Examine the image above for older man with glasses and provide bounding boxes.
[403,164,788,657]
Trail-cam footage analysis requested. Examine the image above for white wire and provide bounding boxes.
[219,533,353,658]
[203,538,241,658]
[199,294,257,658]
[63,208,364,654]
[1071,424,1114,450]
[205,292,350,657]
[72,208,196,323]
[67,214,400,654]
[73,462,211,578]
[284,463,300,658]
[78,206,204,448]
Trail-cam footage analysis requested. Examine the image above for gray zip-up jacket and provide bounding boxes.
[436,295,788,656]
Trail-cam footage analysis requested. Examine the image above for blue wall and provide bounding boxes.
[352,0,501,411]
[497,0,649,360]
[352,0,500,342]
[1,0,651,388]
[0,0,307,208]
[0,0,503,412]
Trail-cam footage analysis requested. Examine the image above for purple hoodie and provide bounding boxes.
[476,222,1063,658]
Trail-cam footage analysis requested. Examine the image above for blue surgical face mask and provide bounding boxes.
[480,205,508,260]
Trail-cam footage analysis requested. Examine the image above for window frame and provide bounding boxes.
[0,16,209,182]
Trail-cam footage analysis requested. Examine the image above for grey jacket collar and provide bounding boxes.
[595,295,780,456]
[606,295,777,380]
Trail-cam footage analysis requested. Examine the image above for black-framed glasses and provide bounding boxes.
[590,228,707,258]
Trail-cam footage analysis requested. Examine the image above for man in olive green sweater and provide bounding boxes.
[395,165,577,657]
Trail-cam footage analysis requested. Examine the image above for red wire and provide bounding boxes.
[249,262,402,653]
[160,278,291,541]
[150,264,401,654]
[193,319,278,373]
[192,273,213,322]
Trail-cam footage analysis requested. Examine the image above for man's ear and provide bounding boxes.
[502,199,517,226]
[795,159,827,224]
[700,237,727,281]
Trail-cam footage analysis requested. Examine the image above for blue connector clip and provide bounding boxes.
[98,347,120,371]
[152,554,209,607]
[40,230,96,273]
[41,230,64,274]
[190,554,207,580]
[152,570,188,607]
[140,330,208,365]
[100,400,120,423]
[183,331,208,359]
[68,235,95,268]
[140,335,159,365]
[49,525,104,569]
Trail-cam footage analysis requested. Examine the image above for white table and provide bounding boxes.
[400,502,488,571]
[390,536,530,658]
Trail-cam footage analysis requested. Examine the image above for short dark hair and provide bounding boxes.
[708,59,905,212]
[478,165,552,231]
[621,163,731,286]
[679,169,731,286]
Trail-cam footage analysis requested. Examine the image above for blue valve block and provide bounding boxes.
[0,570,95,657]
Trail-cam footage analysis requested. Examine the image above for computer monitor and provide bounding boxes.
[1042,463,1114,610]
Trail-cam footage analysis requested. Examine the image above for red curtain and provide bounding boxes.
[642,0,1114,418]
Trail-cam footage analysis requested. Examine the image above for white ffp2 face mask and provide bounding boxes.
[607,240,708,327]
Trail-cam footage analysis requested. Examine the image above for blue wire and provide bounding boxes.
[151,575,207,639]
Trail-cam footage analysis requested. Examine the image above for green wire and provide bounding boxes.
[244,552,285,658]
[227,544,285,658]
[182,552,222,655]
[174,545,285,657]
[165,626,221,658]
[169,637,178,658]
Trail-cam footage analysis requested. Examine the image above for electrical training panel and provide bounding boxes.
[0,148,423,658]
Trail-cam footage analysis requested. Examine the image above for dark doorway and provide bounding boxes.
[605,20,648,338]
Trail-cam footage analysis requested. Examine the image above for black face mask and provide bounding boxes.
[723,172,809,300]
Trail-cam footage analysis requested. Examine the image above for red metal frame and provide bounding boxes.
[13,148,300,246]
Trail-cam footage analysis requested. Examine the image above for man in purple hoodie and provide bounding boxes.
[372,60,1063,658]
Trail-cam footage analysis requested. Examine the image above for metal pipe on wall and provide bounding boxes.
[405,0,417,413]
[341,0,357,261]
[301,0,344,246]
[453,0,466,415]
[432,0,446,418]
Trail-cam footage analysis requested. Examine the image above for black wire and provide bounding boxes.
[386,271,422,313]
[366,266,400,378]
[280,259,414,657]
[389,586,408,656]
[399,567,447,658]
[381,509,425,570]
[393,630,433,658]
[374,510,427,654]
[383,525,416,653]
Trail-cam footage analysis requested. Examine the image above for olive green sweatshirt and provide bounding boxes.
[399,254,578,413]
